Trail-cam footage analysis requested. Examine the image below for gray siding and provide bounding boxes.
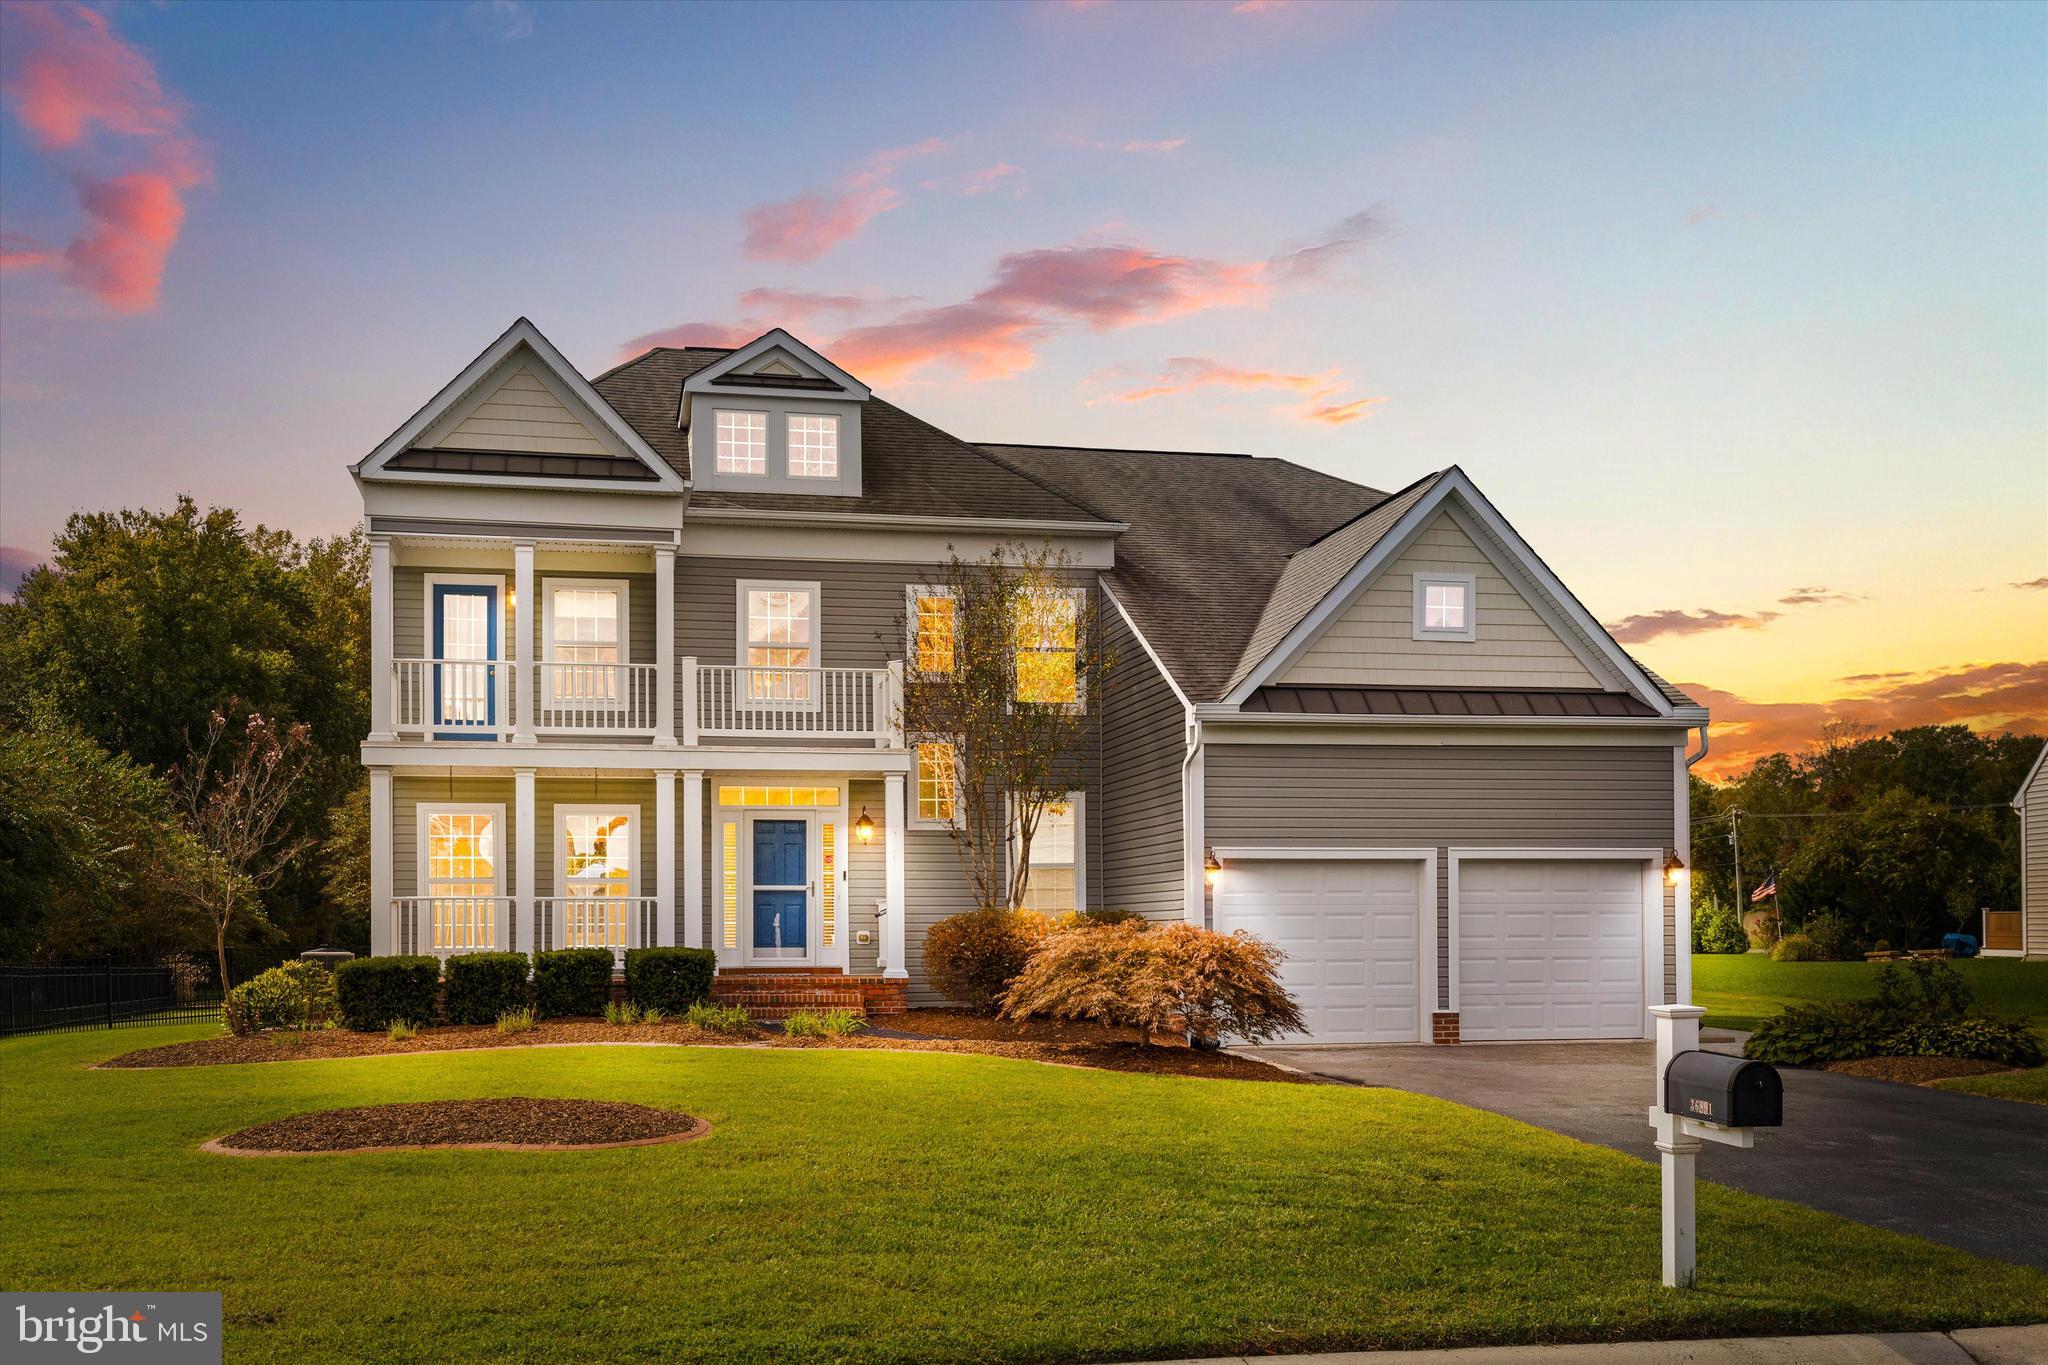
[676,555,935,671]
[392,567,652,663]
[1099,606,1186,919]
[1205,743,1680,1008]
[2025,759,2048,959]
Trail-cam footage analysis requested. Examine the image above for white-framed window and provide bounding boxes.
[715,410,768,476]
[906,584,957,676]
[913,739,958,828]
[417,803,506,952]
[1412,571,1477,642]
[787,413,840,478]
[1013,588,1084,706]
[555,804,637,952]
[1016,794,1083,916]
[543,577,628,706]
[736,579,820,702]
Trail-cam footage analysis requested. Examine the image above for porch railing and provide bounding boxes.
[391,896,513,958]
[534,896,657,964]
[533,662,658,736]
[692,663,897,743]
[392,658,509,740]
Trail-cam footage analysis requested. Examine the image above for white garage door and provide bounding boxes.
[1213,859,1423,1044]
[1457,859,1644,1041]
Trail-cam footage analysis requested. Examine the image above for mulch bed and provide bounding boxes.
[103,1012,1314,1084]
[206,1098,707,1155]
[1823,1056,2020,1086]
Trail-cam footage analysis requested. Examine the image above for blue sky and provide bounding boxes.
[2,0,2043,770]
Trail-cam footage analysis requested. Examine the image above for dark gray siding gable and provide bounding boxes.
[1099,602,1187,919]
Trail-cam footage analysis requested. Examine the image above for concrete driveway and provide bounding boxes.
[1245,1037,2048,1270]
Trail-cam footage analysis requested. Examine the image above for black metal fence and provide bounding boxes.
[0,951,289,1038]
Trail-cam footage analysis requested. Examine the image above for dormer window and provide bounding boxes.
[1412,571,1477,642]
[715,411,768,475]
[788,414,839,478]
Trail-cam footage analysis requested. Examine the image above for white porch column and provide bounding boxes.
[654,547,677,748]
[883,772,907,979]
[655,769,677,946]
[368,766,393,955]
[368,537,394,741]
[515,767,536,953]
[682,770,705,949]
[680,656,699,746]
[513,542,536,745]
[883,659,904,749]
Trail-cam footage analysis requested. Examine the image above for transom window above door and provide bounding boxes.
[715,410,768,475]
[738,580,819,701]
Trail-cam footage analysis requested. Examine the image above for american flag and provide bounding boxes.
[1750,872,1777,903]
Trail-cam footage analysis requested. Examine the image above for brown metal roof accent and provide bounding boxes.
[386,447,660,481]
[1242,685,1661,719]
[707,373,845,390]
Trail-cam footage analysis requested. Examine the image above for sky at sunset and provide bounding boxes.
[1,0,2042,778]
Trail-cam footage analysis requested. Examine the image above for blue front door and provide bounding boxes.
[751,819,809,958]
[432,583,498,738]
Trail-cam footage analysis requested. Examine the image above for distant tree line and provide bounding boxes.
[1689,721,2040,952]
[0,498,370,963]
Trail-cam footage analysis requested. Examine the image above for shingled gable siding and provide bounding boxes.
[1204,744,1680,1006]
[1099,605,1187,920]
[1276,511,1603,691]
[433,361,616,457]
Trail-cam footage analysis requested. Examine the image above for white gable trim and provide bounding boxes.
[1222,469,1673,716]
[353,318,686,494]
[2016,743,2048,810]
[1102,580,1193,713]
[680,328,872,411]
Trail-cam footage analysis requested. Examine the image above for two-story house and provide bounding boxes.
[352,318,1709,1042]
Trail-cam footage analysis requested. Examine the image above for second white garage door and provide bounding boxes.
[1457,858,1645,1041]
[1213,858,1424,1044]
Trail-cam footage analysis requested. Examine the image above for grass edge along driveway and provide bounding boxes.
[2,1025,2044,1365]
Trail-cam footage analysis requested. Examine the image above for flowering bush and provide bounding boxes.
[1000,920,1304,1046]
[923,908,1053,1012]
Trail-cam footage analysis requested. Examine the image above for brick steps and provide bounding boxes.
[711,970,908,1022]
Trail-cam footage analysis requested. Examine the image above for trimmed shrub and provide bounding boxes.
[1690,898,1748,955]
[223,961,337,1036]
[443,952,530,1025]
[625,947,716,1013]
[924,908,1053,1011]
[1771,934,1822,962]
[1803,911,1862,962]
[532,948,615,1017]
[1001,920,1305,1046]
[335,955,441,1031]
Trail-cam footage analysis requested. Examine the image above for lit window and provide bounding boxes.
[423,808,499,952]
[715,786,841,808]
[743,583,815,701]
[788,414,839,478]
[909,587,956,674]
[1413,573,1476,641]
[1019,798,1080,915]
[560,809,633,950]
[916,741,957,824]
[1013,591,1078,705]
[716,410,767,475]
[546,581,623,705]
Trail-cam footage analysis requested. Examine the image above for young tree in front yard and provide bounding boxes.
[167,705,317,988]
[897,541,1112,911]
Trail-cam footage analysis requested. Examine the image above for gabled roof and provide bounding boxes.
[597,349,1115,527]
[681,328,871,401]
[354,318,686,493]
[2017,741,2048,810]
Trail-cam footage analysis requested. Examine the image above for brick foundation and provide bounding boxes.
[1430,1011,1461,1045]
[710,969,908,1021]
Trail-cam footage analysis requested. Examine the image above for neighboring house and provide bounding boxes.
[2009,746,2048,958]
[352,318,1710,1041]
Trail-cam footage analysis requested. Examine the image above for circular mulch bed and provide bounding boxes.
[204,1098,708,1156]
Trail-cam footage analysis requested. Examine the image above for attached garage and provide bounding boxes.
[1211,853,1430,1044]
[1453,854,1655,1041]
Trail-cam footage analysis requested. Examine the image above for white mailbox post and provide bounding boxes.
[1647,1003,1782,1289]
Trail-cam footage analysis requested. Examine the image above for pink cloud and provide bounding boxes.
[981,245,1266,329]
[616,319,764,355]
[0,4,207,313]
[1065,134,1189,154]
[1232,0,1290,11]
[741,138,951,262]
[733,287,918,323]
[1089,356,1385,426]
[831,302,1049,384]
[957,163,1025,197]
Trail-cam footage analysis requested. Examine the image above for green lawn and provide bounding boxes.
[1692,954,2048,1033]
[1936,1066,2048,1105]
[3,1027,2044,1364]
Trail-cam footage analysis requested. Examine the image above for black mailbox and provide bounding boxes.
[1663,1051,1782,1128]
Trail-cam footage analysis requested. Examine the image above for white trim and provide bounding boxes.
[422,572,508,739]
[354,318,686,493]
[1223,470,1672,716]
[1010,791,1085,916]
[1208,847,1436,1045]
[681,328,872,403]
[1183,732,1205,924]
[368,768,393,955]
[415,802,510,951]
[905,583,956,678]
[1411,570,1478,643]
[735,577,822,667]
[909,739,960,831]
[1446,847,1664,1039]
[1673,743,1692,1006]
[709,408,771,479]
[2015,743,2048,810]
[552,803,640,900]
[784,409,843,480]
[541,575,630,709]
[681,506,1124,537]
[1101,581,1193,712]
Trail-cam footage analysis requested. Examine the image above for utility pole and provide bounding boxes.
[1728,807,1744,938]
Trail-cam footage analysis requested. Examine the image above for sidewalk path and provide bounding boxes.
[1128,1323,2047,1364]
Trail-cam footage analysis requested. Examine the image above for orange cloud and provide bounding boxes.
[1090,355,1385,426]
[1683,660,2048,780]
[832,302,1050,384]
[1303,395,1387,425]
[741,138,951,263]
[732,287,918,323]
[1232,0,1290,12]
[0,3,206,313]
[1608,608,1781,643]
[1064,134,1188,154]
[956,163,1025,197]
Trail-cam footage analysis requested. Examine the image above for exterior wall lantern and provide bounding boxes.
[1664,850,1687,886]
[855,808,875,844]
[1204,849,1223,889]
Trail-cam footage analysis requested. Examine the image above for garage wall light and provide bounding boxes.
[1664,851,1687,886]
[1204,850,1223,889]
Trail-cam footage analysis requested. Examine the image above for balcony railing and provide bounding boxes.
[691,663,897,744]
[393,658,509,739]
[533,662,658,736]
[534,896,657,965]
[391,896,513,958]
